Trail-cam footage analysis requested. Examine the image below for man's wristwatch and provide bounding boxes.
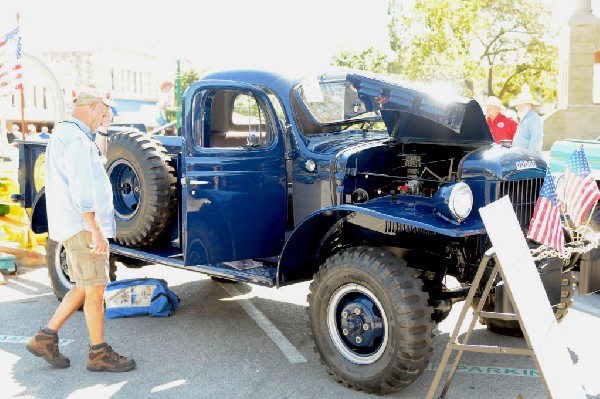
[97,131,109,137]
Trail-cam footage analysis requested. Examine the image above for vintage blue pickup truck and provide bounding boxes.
[17,69,599,394]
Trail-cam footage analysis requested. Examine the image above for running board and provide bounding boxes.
[109,243,277,287]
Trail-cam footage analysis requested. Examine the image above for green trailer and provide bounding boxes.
[549,138,600,294]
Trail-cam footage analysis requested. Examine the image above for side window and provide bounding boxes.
[268,93,287,130]
[191,91,205,146]
[208,90,273,149]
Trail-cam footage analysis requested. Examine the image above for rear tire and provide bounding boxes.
[210,276,239,283]
[114,255,150,269]
[46,239,117,301]
[46,239,71,300]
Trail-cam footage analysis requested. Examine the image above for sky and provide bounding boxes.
[0,0,586,77]
[1,0,391,73]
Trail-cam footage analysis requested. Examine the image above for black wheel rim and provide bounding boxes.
[108,159,140,221]
[327,284,388,364]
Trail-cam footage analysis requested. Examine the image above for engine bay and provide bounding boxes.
[345,143,471,204]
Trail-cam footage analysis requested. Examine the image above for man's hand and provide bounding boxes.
[90,228,109,255]
[82,211,109,255]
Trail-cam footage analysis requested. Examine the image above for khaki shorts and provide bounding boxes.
[63,231,109,287]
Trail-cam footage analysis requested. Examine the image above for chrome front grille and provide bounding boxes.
[496,178,544,228]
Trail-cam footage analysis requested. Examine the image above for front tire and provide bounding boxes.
[587,206,600,232]
[308,247,434,394]
[474,271,576,336]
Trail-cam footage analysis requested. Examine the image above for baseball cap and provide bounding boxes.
[74,88,117,107]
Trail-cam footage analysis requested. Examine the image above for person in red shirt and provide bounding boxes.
[484,96,518,144]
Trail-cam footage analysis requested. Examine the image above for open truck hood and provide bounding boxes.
[348,74,494,148]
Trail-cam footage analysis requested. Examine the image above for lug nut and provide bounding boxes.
[354,308,361,315]
[342,328,349,336]
[355,336,362,344]
[341,311,348,318]
[363,324,369,331]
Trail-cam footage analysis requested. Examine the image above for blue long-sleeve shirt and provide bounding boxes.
[45,117,115,241]
[513,110,544,156]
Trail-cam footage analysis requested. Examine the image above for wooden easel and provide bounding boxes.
[426,197,586,399]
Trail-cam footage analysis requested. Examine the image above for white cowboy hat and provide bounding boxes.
[509,92,540,107]
[484,96,504,109]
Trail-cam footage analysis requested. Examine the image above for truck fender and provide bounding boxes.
[30,187,48,234]
[276,204,486,286]
[277,208,352,286]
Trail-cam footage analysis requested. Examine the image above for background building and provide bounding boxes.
[543,0,600,145]
[44,47,172,127]
[0,52,66,136]
[2,47,174,136]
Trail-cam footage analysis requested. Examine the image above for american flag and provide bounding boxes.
[527,169,565,253]
[563,145,600,227]
[0,26,23,98]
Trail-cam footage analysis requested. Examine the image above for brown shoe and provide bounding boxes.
[26,329,70,368]
[87,343,136,372]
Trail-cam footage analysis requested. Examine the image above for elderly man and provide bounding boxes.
[484,96,517,144]
[510,92,544,156]
[26,88,136,372]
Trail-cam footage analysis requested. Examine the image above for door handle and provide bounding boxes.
[189,180,211,186]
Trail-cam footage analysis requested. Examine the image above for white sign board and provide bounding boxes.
[479,196,585,399]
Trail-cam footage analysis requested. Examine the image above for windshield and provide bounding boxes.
[295,78,379,124]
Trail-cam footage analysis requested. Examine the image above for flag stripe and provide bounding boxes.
[0,26,22,98]
[527,169,565,253]
[563,146,600,227]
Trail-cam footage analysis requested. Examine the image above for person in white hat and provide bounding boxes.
[484,96,517,144]
[509,91,543,156]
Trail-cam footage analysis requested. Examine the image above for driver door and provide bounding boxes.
[181,81,288,266]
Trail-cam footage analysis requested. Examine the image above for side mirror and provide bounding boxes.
[247,133,260,147]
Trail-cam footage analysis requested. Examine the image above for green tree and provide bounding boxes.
[165,69,202,122]
[334,0,559,105]
[333,47,389,74]
[181,69,200,94]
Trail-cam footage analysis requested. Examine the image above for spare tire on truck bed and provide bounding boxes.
[106,131,176,247]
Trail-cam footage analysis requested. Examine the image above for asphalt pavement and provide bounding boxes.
[1,259,599,399]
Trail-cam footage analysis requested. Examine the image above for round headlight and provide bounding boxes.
[434,182,473,222]
[449,182,473,219]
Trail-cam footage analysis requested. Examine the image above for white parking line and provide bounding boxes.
[219,283,307,364]
[0,335,74,346]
